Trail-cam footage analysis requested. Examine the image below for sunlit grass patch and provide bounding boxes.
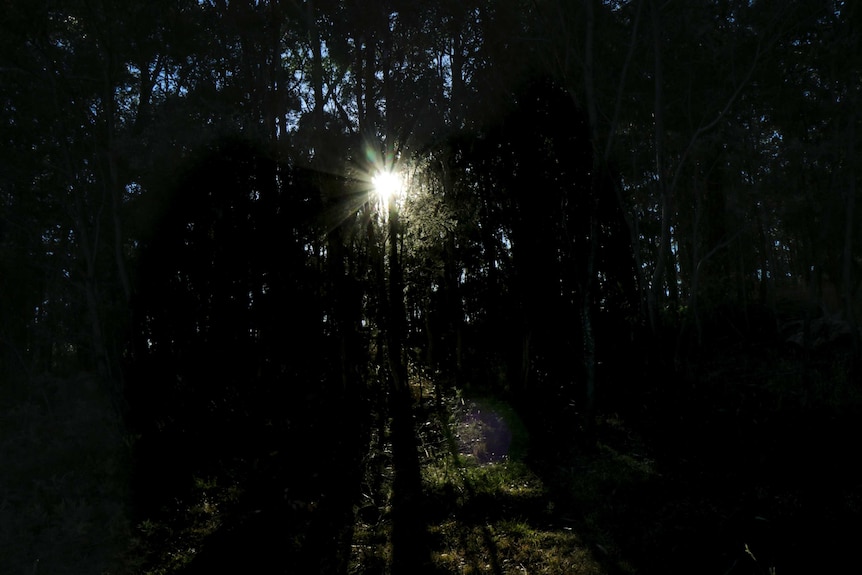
[429,518,605,575]
[423,457,544,502]
[419,396,610,574]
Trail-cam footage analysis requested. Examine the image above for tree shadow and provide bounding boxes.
[389,385,440,574]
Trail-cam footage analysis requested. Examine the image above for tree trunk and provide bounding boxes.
[842,117,860,370]
[308,0,326,145]
[648,0,670,337]
[386,198,407,391]
[576,0,601,411]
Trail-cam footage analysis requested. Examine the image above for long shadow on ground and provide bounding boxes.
[389,384,438,574]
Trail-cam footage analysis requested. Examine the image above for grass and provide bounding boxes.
[348,388,628,574]
[429,518,598,575]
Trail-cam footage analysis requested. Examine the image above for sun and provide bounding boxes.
[372,169,404,205]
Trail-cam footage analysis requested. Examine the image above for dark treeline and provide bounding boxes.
[2,1,861,573]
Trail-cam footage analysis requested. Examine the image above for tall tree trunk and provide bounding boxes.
[101,70,132,307]
[442,159,464,385]
[756,189,776,307]
[450,29,465,125]
[842,117,860,369]
[386,198,407,390]
[71,187,112,381]
[354,31,366,133]
[364,29,377,135]
[647,0,671,337]
[576,0,600,411]
[308,0,325,146]
[101,72,131,414]
[266,0,282,151]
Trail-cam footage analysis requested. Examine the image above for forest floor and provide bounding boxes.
[103,344,862,574]
[123,382,643,575]
[125,346,862,575]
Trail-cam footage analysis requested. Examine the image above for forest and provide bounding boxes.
[1,1,861,573]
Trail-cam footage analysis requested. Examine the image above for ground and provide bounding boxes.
[8,344,862,574]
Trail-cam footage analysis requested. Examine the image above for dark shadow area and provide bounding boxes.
[509,335,862,575]
[123,139,372,574]
[389,384,438,574]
